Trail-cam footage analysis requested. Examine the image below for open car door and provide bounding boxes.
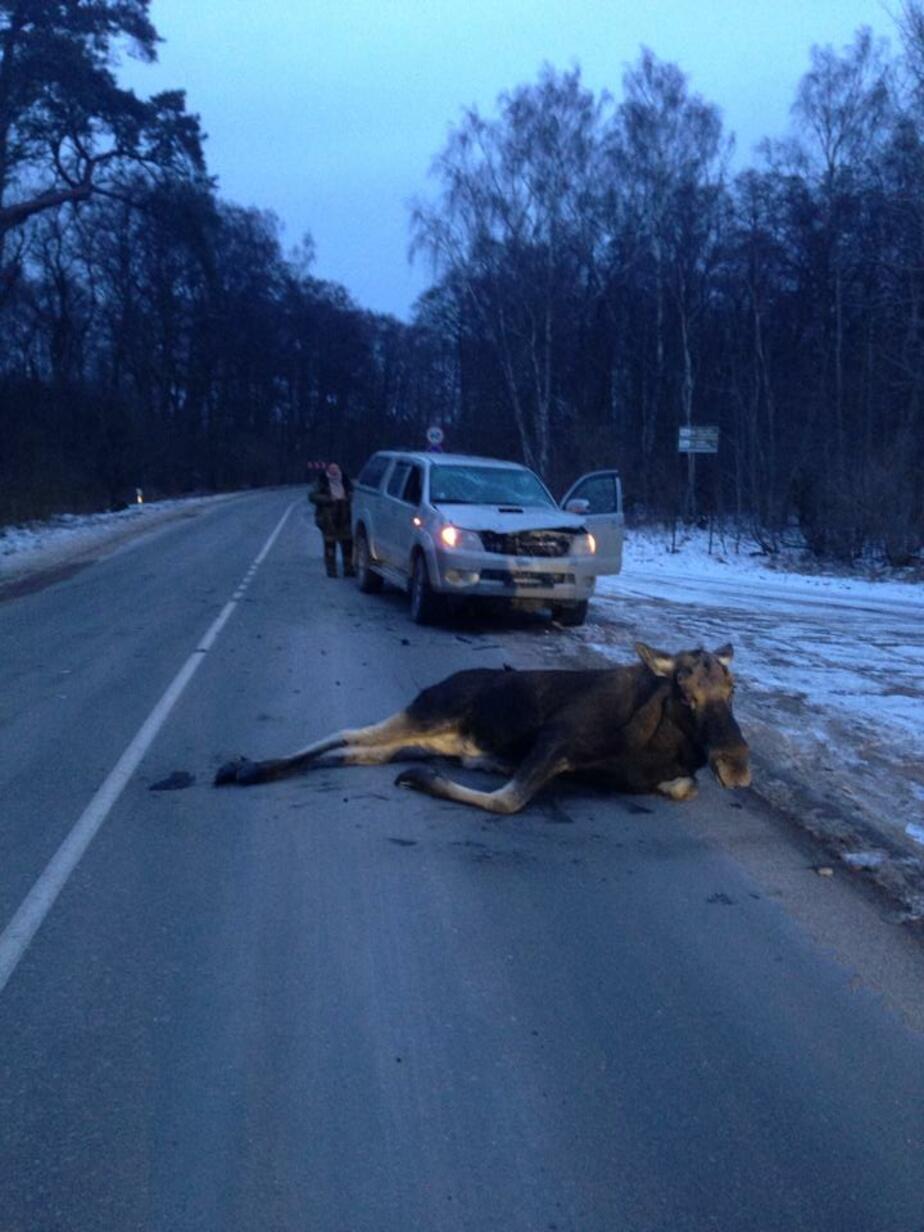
[560,470,624,576]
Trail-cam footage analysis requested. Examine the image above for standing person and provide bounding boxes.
[309,462,355,578]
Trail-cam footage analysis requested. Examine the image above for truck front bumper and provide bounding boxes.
[433,549,596,602]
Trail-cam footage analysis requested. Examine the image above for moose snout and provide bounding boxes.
[701,708,751,789]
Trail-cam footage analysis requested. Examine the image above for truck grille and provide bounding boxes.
[480,529,573,557]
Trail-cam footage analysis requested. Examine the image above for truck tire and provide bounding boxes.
[409,553,444,624]
[553,600,589,627]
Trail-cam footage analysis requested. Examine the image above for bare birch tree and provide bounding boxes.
[606,51,730,514]
[410,66,605,477]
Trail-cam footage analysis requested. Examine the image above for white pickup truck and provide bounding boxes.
[351,450,623,625]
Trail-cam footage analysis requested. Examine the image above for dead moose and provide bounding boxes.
[214,642,751,815]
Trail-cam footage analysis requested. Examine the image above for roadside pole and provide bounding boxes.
[677,424,720,547]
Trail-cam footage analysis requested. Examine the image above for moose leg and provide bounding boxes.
[302,743,436,768]
[214,710,426,786]
[214,713,482,786]
[656,776,698,802]
[395,735,571,816]
[460,753,514,775]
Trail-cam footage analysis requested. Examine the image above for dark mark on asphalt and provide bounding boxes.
[388,837,417,847]
[149,770,196,791]
[472,848,530,865]
[541,800,575,825]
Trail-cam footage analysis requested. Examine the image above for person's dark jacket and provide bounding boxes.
[309,473,353,541]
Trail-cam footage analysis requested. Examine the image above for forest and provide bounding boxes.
[1,1,922,564]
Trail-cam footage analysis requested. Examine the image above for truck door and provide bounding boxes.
[391,462,424,580]
[560,470,624,575]
[378,460,412,569]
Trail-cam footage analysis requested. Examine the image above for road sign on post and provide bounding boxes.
[426,425,444,451]
[678,425,719,454]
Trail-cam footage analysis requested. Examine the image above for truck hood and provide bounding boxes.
[434,504,585,533]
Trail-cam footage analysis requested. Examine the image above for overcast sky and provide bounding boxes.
[124,1,898,320]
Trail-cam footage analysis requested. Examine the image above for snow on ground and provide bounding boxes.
[581,525,924,917]
[599,526,923,749]
[0,494,239,587]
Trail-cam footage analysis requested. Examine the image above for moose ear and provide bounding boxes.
[713,643,734,667]
[635,643,677,677]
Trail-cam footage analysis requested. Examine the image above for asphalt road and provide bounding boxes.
[1,489,923,1232]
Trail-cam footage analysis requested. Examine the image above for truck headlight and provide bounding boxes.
[439,525,483,551]
[572,532,596,556]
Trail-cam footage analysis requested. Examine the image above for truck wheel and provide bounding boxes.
[409,553,444,624]
[553,600,588,627]
[356,531,383,593]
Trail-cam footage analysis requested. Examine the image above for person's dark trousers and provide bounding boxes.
[324,539,355,577]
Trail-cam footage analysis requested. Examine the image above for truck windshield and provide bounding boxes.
[429,465,555,508]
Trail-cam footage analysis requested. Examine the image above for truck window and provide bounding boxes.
[386,462,411,498]
[402,466,423,506]
[357,454,389,490]
[568,473,621,514]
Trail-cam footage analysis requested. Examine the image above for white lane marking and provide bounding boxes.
[0,501,296,996]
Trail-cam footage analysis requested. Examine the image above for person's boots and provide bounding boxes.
[324,543,338,577]
[342,539,356,577]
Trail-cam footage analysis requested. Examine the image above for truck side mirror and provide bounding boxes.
[565,498,590,514]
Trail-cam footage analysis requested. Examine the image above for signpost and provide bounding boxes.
[426,425,445,451]
[677,425,719,454]
[676,424,720,546]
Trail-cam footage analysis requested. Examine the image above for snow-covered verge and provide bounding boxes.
[574,526,924,919]
[0,494,242,591]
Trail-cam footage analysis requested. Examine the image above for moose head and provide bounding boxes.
[635,642,752,790]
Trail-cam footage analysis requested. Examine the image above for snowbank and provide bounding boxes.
[0,494,240,586]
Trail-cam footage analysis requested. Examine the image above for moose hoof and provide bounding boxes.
[214,757,262,786]
[395,766,439,794]
[214,758,246,786]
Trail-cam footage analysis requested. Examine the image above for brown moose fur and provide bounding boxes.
[214,642,751,816]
